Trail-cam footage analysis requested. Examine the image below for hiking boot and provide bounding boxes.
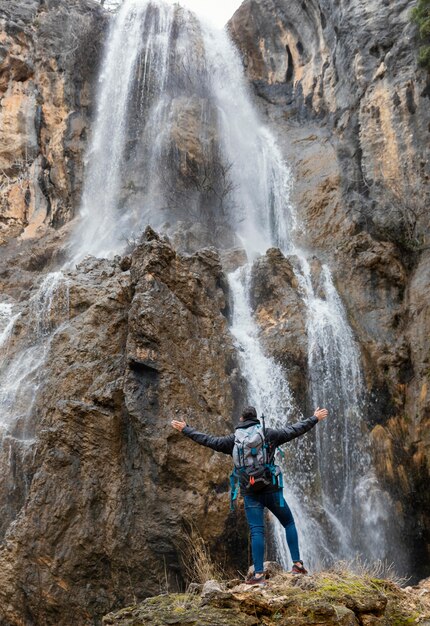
[245,573,267,586]
[291,561,308,575]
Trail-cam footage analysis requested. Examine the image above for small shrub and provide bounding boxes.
[411,0,430,71]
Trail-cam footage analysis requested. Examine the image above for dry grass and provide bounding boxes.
[179,520,224,585]
[325,557,410,587]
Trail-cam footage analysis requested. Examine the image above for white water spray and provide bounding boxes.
[68,0,403,569]
[0,272,70,536]
[70,0,297,261]
[72,0,176,259]
[0,303,19,350]
[0,0,406,573]
[0,273,69,437]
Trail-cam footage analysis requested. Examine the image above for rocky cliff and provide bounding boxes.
[0,0,429,624]
[0,228,248,625]
[0,0,107,243]
[229,0,430,578]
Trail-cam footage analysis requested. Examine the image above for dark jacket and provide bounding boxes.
[182,415,318,493]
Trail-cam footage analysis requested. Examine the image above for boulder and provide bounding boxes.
[0,231,247,625]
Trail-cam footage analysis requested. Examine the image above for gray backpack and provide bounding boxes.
[232,424,266,473]
[230,416,282,507]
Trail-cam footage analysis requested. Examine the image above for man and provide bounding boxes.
[171,405,328,584]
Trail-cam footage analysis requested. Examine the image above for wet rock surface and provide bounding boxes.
[229,0,430,577]
[249,249,308,408]
[103,569,430,626]
[0,230,248,626]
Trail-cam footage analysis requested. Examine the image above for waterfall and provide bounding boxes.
[69,0,403,569]
[201,23,296,255]
[0,303,19,349]
[0,0,407,575]
[71,0,177,259]
[0,273,69,536]
[292,259,400,565]
[0,272,69,437]
[70,0,296,261]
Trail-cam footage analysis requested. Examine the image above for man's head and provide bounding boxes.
[240,406,258,422]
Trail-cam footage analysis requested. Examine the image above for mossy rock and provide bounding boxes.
[103,571,430,626]
[311,574,387,613]
[103,593,259,626]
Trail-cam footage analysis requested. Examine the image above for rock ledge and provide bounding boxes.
[103,569,430,626]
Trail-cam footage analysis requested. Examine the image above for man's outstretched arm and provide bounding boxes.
[270,407,328,446]
[171,418,235,455]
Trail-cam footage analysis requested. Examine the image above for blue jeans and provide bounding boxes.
[244,490,300,573]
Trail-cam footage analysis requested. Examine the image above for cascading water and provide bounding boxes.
[69,0,404,570]
[298,261,400,563]
[70,0,296,261]
[0,273,69,535]
[72,0,177,258]
[0,303,18,349]
[201,24,296,254]
[0,273,69,437]
[0,0,408,576]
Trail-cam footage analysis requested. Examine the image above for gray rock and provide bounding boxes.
[201,579,225,599]
[229,0,430,577]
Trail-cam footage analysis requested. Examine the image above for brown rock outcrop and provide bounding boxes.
[249,248,308,407]
[0,230,247,626]
[0,0,107,244]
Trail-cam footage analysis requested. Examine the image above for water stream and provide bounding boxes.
[0,0,406,572]
[0,272,70,535]
[0,303,18,350]
[0,272,69,435]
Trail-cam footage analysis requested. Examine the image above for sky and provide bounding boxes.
[177,0,243,27]
[104,0,244,29]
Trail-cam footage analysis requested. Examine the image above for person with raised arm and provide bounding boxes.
[172,405,328,584]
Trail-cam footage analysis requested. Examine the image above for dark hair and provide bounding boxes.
[241,406,258,420]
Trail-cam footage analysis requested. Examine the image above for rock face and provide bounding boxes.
[103,569,430,626]
[0,230,248,626]
[0,0,107,243]
[249,248,308,408]
[229,0,430,578]
[0,0,430,622]
[229,0,430,214]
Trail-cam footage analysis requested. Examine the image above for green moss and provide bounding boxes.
[386,613,421,626]
[315,574,373,598]
[104,593,257,625]
[411,0,430,70]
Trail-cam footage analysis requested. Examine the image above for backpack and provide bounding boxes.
[229,414,283,508]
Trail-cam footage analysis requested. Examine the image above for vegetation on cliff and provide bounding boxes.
[412,0,430,70]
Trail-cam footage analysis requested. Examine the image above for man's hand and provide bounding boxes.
[171,418,187,432]
[314,407,328,421]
